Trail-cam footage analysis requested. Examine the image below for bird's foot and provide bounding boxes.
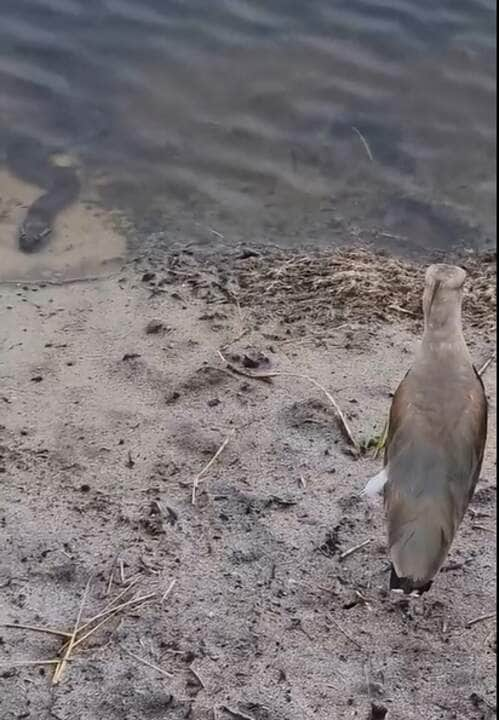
[389,588,425,617]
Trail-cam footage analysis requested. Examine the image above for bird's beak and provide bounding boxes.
[427,279,441,315]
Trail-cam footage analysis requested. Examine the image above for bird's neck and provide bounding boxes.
[422,302,469,357]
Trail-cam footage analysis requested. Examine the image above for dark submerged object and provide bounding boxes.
[6,135,80,253]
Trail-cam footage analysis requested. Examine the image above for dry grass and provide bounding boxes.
[234,248,496,331]
[146,245,495,335]
[0,574,172,684]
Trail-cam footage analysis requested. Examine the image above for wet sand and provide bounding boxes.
[0,168,126,283]
[0,248,496,720]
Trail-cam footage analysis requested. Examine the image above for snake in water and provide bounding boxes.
[5,134,81,253]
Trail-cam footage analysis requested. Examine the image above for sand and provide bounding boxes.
[0,247,496,720]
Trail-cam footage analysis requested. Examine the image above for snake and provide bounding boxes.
[5,135,81,253]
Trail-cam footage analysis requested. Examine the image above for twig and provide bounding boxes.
[466,612,496,628]
[122,648,173,678]
[207,227,224,240]
[478,353,496,376]
[469,508,491,519]
[4,576,157,684]
[89,591,157,621]
[283,373,358,449]
[69,593,157,651]
[189,666,206,688]
[53,577,91,684]
[220,328,250,352]
[352,126,374,162]
[441,615,449,636]
[388,304,416,317]
[73,577,142,637]
[0,659,72,667]
[106,554,119,597]
[216,352,358,448]
[339,538,372,561]
[354,589,373,611]
[57,591,157,657]
[2,586,144,658]
[161,579,177,603]
[192,429,236,505]
[1,623,71,639]
[119,558,126,584]
[378,231,408,242]
[222,706,255,720]
[472,524,494,533]
[326,615,364,651]
[373,420,388,460]
[0,271,120,287]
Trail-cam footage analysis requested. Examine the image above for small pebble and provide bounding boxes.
[145,319,165,334]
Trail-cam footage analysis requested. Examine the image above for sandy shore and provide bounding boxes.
[0,168,126,284]
[0,248,496,720]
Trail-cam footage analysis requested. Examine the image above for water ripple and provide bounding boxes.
[0,0,495,260]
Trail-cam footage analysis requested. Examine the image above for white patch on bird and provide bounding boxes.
[51,152,77,168]
[361,468,388,497]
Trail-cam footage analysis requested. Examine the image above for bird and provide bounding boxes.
[362,263,488,595]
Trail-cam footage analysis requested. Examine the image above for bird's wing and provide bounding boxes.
[467,365,488,502]
[381,365,486,583]
[384,363,487,535]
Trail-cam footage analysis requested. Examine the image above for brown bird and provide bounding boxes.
[363,263,488,595]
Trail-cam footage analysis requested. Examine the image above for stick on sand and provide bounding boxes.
[326,614,364,651]
[466,612,496,628]
[1,623,71,639]
[53,577,92,684]
[216,351,358,448]
[339,538,372,561]
[284,373,358,449]
[478,354,496,376]
[192,430,235,505]
[122,648,173,678]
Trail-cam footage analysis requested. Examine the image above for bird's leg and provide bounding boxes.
[389,589,426,620]
[410,591,426,617]
[372,419,389,459]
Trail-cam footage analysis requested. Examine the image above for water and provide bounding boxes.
[0,0,496,279]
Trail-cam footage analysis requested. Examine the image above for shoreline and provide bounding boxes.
[2,244,495,332]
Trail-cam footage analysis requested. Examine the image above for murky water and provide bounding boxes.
[0,0,496,279]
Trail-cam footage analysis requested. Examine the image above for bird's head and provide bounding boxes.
[422,264,467,324]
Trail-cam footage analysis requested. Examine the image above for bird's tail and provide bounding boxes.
[388,494,453,596]
[389,563,433,595]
